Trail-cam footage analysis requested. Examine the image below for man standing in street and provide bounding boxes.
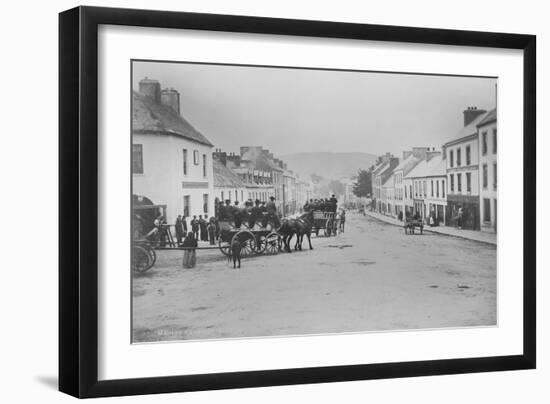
[329,194,338,212]
[249,199,262,228]
[233,201,243,228]
[266,196,280,228]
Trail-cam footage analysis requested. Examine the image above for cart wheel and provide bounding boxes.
[264,232,281,255]
[233,230,256,257]
[148,247,157,267]
[218,239,231,256]
[256,234,268,254]
[132,245,153,273]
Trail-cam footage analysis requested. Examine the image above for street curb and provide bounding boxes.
[362,211,497,247]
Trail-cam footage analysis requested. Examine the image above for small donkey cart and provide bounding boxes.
[404,217,424,235]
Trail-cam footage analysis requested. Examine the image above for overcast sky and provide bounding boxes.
[133,61,496,157]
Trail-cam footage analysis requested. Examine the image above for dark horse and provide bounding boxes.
[295,211,314,251]
[277,212,314,252]
[277,218,298,253]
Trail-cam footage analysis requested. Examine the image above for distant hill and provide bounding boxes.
[281,152,378,180]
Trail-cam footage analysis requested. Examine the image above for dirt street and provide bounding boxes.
[132,212,496,342]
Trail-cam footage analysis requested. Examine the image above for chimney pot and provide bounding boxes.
[161,87,180,115]
[138,77,161,103]
[463,106,486,126]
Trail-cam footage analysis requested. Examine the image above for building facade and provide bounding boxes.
[132,79,215,225]
[393,148,429,219]
[421,154,447,226]
[406,159,429,220]
[443,107,489,230]
[371,153,399,213]
[240,147,285,213]
[213,149,275,206]
[381,173,396,216]
[212,158,248,213]
[477,109,497,233]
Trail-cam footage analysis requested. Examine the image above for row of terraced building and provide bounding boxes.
[371,106,497,233]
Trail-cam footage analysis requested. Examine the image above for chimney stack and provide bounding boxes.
[138,77,161,103]
[213,150,227,166]
[412,147,430,159]
[426,150,441,161]
[161,87,180,115]
[463,106,487,126]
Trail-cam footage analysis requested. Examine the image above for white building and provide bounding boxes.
[393,148,429,220]
[381,172,396,216]
[404,151,445,223]
[477,109,497,233]
[422,154,447,226]
[405,159,429,220]
[132,78,215,225]
[371,154,399,213]
[443,107,489,230]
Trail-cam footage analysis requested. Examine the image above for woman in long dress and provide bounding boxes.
[182,232,197,268]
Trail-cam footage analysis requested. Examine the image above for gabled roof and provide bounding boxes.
[405,159,428,179]
[372,161,388,176]
[405,155,445,179]
[213,160,246,188]
[373,162,390,176]
[132,91,214,146]
[394,154,422,176]
[444,110,491,146]
[425,155,446,177]
[477,108,497,127]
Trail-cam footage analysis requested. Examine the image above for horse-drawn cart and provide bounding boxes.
[217,221,281,257]
[311,211,338,237]
[404,217,424,235]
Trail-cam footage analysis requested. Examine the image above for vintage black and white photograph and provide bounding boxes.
[131,60,498,343]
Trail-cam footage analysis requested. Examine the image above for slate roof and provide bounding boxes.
[132,91,214,146]
[424,155,446,177]
[405,159,428,179]
[443,110,491,145]
[394,154,422,176]
[405,154,445,179]
[372,161,388,176]
[213,160,246,188]
[477,108,497,127]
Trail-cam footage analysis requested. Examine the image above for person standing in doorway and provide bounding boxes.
[175,215,185,246]
[198,215,208,241]
[191,215,199,240]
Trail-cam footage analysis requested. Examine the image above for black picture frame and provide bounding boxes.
[59,6,536,398]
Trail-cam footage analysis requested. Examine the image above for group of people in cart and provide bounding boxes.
[217,196,281,230]
[303,194,338,213]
